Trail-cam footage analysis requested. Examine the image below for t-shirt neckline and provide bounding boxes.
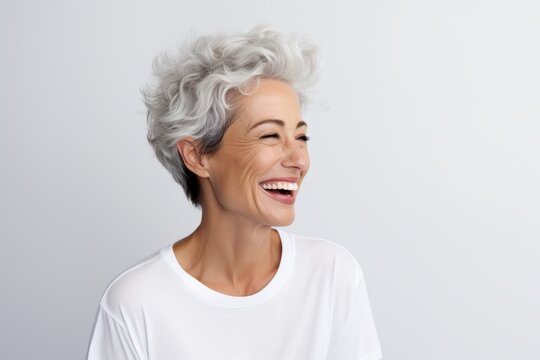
[161,228,295,309]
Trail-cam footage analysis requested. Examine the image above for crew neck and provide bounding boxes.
[161,228,295,309]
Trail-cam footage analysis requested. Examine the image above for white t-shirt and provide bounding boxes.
[87,229,383,360]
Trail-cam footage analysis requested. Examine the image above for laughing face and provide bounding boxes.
[202,78,310,227]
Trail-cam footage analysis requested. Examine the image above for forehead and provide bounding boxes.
[232,79,303,130]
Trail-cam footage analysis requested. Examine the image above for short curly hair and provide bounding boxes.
[142,25,320,206]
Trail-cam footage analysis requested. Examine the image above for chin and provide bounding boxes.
[268,212,295,227]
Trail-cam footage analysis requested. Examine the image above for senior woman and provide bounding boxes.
[87,26,382,360]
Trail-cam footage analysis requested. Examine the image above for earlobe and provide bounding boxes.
[176,138,210,178]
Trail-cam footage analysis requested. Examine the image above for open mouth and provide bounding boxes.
[260,182,298,197]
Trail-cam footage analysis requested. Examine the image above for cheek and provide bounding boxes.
[233,142,273,173]
[212,143,272,189]
[236,153,275,194]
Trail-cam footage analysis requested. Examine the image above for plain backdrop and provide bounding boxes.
[1,0,539,359]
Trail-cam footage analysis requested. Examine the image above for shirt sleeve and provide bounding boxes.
[331,271,383,360]
[86,306,144,360]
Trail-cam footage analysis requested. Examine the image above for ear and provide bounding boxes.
[176,137,211,178]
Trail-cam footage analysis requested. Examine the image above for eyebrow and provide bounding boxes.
[249,119,308,130]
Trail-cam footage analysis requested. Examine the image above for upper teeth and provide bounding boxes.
[261,182,298,191]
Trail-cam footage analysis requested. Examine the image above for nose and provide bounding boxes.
[281,139,310,173]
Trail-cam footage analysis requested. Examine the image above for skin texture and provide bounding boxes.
[174,79,310,296]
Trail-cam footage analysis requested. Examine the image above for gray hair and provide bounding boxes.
[142,25,320,206]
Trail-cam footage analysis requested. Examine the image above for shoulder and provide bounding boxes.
[98,247,170,315]
[286,231,364,287]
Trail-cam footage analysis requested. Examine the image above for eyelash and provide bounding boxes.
[260,133,311,142]
[260,133,279,139]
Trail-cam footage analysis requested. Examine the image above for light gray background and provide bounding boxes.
[1,0,539,359]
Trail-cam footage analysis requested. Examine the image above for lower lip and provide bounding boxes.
[261,188,296,205]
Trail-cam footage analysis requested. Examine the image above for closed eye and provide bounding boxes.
[297,135,310,142]
[260,133,280,139]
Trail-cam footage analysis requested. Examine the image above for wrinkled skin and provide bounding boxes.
[202,78,310,227]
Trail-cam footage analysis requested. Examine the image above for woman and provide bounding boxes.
[87,26,382,360]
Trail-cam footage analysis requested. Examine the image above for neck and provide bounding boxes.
[173,199,282,296]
